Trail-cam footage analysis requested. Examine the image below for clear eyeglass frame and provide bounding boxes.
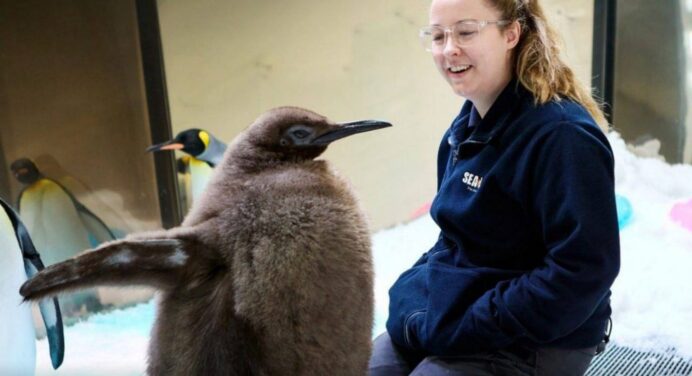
[419,19,511,52]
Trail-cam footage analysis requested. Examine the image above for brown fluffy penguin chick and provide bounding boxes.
[20,107,391,376]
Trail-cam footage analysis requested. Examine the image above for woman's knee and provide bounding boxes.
[368,332,413,376]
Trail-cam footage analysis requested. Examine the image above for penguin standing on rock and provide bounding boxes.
[21,107,391,376]
[147,129,227,208]
[0,197,64,374]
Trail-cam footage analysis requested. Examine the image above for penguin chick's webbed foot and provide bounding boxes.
[20,238,191,302]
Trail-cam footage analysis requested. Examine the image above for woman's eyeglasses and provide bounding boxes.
[419,19,511,52]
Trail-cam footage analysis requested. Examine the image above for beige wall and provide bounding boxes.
[157,0,594,230]
[0,0,162,233]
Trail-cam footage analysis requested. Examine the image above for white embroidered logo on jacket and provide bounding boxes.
[462,172,483,191]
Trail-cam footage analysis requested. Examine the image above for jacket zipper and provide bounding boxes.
[452,139,483,166]
[404,310,426,348]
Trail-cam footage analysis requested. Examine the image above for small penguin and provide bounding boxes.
[147,129,227,207]
[21,107,390,375]
[0,197,64,374]
[11,158,116,317]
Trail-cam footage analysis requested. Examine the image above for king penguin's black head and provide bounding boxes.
[242,107,392,162]
[10,158,42,185]
[147,129,209,157]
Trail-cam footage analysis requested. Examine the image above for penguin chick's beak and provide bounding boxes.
[146,140,185,153]
[311,120,392,146]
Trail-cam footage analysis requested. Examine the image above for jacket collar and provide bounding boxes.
[451,79,531,146]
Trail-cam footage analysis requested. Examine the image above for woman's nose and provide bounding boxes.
[442,33,461,56]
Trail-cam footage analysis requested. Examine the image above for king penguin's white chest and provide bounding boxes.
[0,211,36,375]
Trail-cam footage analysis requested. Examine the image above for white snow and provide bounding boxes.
[608,133,692,356]
[34,132,692,374]
[36,302,152,376]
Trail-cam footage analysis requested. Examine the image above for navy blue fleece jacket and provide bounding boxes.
[386,80,620,355]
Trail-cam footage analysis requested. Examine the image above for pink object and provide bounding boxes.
[670,199,692,232]
[409,201,432,220]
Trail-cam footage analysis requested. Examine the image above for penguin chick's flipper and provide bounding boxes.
[20,238,189,303]
[0,198,66,370]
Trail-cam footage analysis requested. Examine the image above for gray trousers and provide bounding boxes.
[368,333,597,376]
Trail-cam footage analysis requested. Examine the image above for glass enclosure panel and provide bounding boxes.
[0,0,162,319]
[156,0,596,228]
[613,0,689,163]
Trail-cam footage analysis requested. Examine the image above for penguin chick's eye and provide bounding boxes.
[283,125,316,146]
[292,129,310,139]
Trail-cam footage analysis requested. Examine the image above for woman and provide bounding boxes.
[369,0,620,375]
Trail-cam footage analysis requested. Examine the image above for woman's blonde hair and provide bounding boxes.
[490,0,609,132]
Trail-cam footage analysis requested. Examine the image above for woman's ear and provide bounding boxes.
[505,20,521,49]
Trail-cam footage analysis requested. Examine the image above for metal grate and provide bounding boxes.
[587,344,692,376]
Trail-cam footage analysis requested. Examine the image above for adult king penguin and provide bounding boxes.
[147,129,227,208]
[21,107,390,376]
[0,197,64,374]
[11,158,116,317]
[11,158,117,263]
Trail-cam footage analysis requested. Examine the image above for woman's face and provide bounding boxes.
[429,0,519,111]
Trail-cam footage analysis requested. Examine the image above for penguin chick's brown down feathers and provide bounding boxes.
[20,107,391,376]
